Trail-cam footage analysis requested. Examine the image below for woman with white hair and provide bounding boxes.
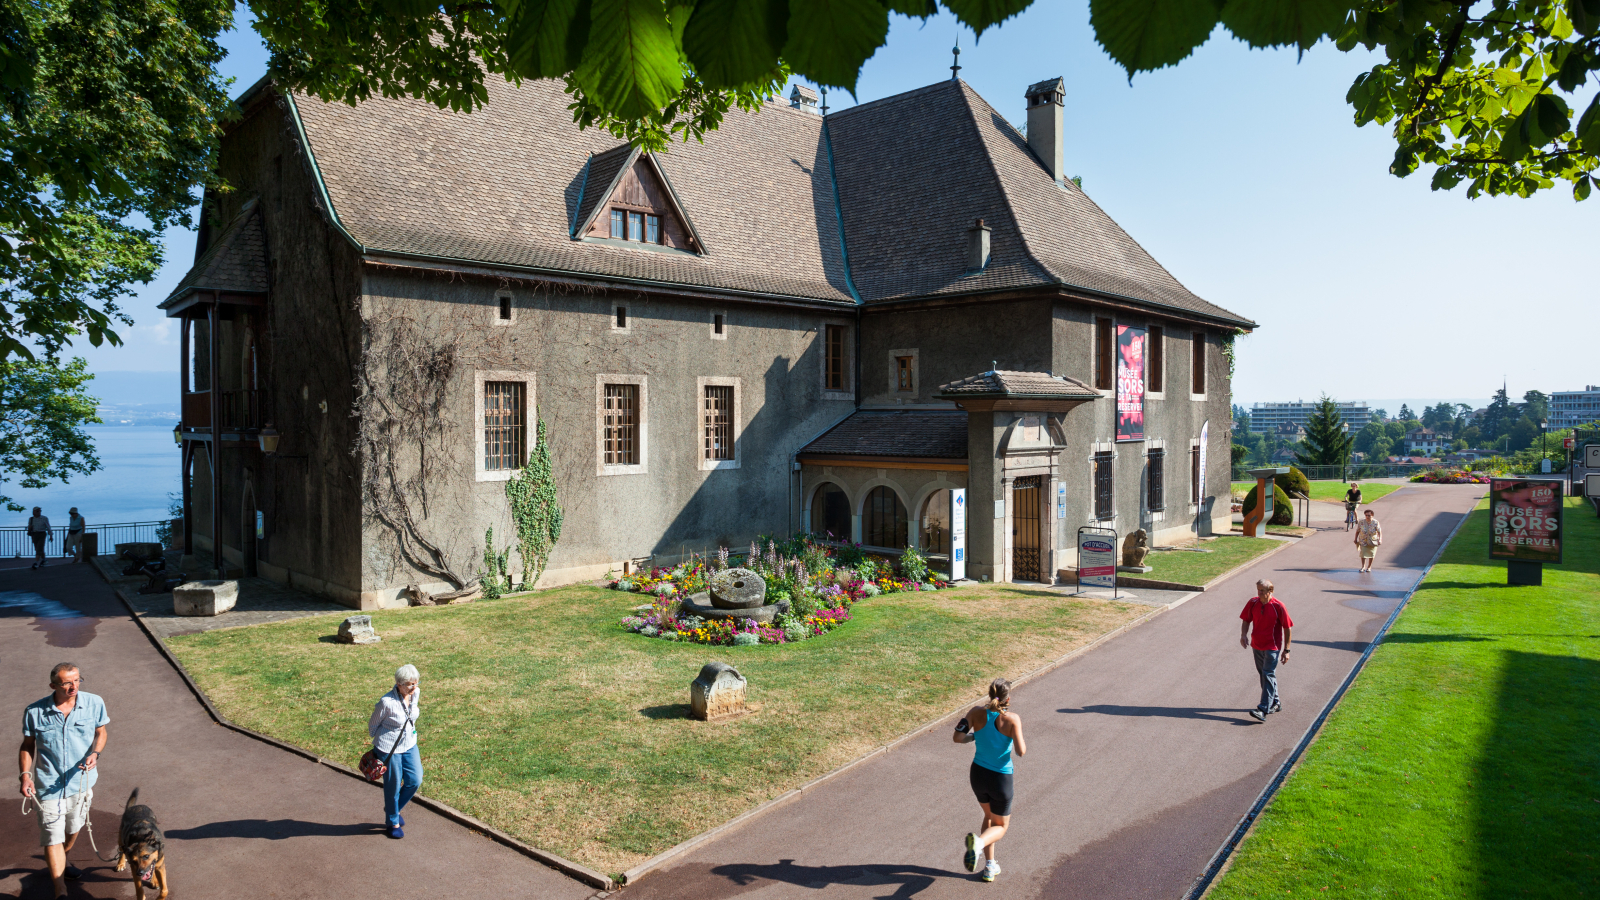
[368,664,422,838]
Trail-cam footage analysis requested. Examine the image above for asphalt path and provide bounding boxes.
[0,563,595,900]
[622,483,1483,900]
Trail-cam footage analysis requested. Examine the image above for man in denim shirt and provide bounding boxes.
[19,663,109,899]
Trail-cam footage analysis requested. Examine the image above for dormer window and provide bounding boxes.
[576,146,702,253]
[608,208,663,244]
[610,209,624,239]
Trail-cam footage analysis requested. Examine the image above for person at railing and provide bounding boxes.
[27,508,51,570]
[64,509,84,564]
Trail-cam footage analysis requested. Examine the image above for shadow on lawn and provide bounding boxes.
[640,703,693,720]
[1381,633,1493,644]
[1476,650,1600,897]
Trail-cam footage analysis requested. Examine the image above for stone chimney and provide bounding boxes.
[1024,77,1065,184]
[967,218,991,271]
[789,84,819,114]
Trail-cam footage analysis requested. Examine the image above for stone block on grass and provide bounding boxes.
[173,580,238,617]
[338,615,382,644]
[690,661,747,721]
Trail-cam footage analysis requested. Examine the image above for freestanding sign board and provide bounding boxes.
[1115,325,1146,442]
[949,488,967,581]
[1076,526,1118,595]
[1490,478,1562,585]
[1587,443,1600,468]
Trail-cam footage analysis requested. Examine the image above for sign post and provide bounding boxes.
[1075,526,1118,598]
[1241,467,1288,538]
[949,488,967,582]
[1490,478,1563,586]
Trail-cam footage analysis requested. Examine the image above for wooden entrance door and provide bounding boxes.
[1012,476,1041,580]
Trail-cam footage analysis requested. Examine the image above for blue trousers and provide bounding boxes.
[1253,649,1281,713]
[383,745,423,827]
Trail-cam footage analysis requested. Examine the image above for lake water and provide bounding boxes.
[4,426,180,526]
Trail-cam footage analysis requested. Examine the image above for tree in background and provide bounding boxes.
[1,0,234,361]
[1522,390,1550,422]
[1232,442,1250,467]
[1461,424,1483,447]
[1399,403,1415,421]
[1354,421,1385,454]
[1507,415,1540,451]
[1232,403,1252,434]
[1481,385,1516,442]
[1372,408,1388,422]
[1295,395,1356,469]
[0,358,100,511]
[245,0,1600,199]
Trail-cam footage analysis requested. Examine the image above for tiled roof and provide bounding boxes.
[572,144,636,236]
[160,203,269,307]
[937,370,1100,399]
[798,410,969,458]
[290,79,855,303]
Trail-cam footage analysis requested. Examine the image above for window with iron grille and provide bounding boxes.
[703,385,733,460]
[896,356,913,392]
[1095,318,1114,390]
[1093,451,1114,519]
[1148,448,1165,511]
[1192,445,1202,503]
[825,324,847,391]
[604,384,639,465]
[1191,331,1206,395]
[1149,326,1164,392]
[483,381,526,471]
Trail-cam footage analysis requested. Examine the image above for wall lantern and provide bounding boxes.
[172,423,182,445]
[258,422,282,456]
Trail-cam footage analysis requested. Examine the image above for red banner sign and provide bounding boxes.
[1115,325,1146,442]
[1489,478,1563,563]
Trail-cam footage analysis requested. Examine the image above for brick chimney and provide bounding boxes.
[1025,77,1065,184]
[967,218,991,271]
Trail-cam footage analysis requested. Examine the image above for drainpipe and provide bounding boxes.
[209,294,222,576]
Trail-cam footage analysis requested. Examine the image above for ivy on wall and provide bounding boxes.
[505,416,563,589]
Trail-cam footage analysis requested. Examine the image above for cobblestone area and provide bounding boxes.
[91,553,350,640]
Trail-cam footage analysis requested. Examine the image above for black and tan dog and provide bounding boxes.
[113,788,168,900]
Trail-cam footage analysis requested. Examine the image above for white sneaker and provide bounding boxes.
[981,860,1001,882]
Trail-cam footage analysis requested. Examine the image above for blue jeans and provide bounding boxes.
[1252,649,1281,713]
[383,745,423,827]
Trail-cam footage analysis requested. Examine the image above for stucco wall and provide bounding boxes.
[858,297,1053,404]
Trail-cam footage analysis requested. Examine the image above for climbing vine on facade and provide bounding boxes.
[505,417,563,589]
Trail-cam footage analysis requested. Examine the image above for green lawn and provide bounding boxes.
[1207,497,1600,898]
[1143,535,1282,587]
[167,583,1144,876]
[1229,481,1402,503]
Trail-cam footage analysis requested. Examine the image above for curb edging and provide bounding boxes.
[95,568,616,892]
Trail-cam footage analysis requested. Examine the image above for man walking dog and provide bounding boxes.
[19,662,109,899]
[1240,580,1293,722]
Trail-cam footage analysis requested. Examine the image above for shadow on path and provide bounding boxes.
[165,819,384,840]
[1057,705,1256,725]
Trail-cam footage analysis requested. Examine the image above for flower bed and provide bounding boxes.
[1412,469,1492,484]
[610,536,952,645]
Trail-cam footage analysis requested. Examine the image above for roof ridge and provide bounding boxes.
[825,78,963,122]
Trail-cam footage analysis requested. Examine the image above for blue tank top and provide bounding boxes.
[972,709,1014,774]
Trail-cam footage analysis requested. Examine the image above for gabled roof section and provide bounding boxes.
[571,144,636,237]
[797,410,968,459]
[572,146,707,254]
[159,201,269,309]
[937,370,1100,400]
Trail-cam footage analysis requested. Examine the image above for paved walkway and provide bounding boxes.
[0,563,596,900]
[620,483,1482,900]
[90,554,349,640]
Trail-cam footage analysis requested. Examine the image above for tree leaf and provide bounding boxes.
[1090,0,1223,76]
[1219,0,1351,51]
[883,0,937,17]
[575,0,684,119]
[1575,173,1592,200]
[1576,93,1600,149]
[684,0,788,88]
[1531,92,1570,143]
[943,0,1033,38]
[782,0,889,90]
[1572,0,1600,35]
[506,0,593,78]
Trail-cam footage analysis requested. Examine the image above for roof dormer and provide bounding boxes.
[572,145,704,255]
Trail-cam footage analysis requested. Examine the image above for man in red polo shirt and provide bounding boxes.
[1240,579,1293,722]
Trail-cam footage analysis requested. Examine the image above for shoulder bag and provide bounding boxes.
[359,697,415,783]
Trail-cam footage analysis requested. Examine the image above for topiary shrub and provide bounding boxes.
[1242,483,1294,526]
[1276,466,1310,499]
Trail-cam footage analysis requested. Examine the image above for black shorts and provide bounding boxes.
[969,762,1014,815]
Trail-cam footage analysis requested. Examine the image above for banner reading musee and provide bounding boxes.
[1115,325,1146,442]
[1490,478,1563,563]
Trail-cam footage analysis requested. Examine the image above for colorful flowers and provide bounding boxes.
[1412,469,1492,484]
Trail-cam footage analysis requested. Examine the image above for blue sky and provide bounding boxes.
[76,3,1595,410]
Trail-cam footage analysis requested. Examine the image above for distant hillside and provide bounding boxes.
[88,370,178,424]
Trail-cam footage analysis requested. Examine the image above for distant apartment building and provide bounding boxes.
[1249,401,1371,433]
[1549,386,1600,430]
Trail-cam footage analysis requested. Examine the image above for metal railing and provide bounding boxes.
[0,521,165,558]
[1231,462,1459,482]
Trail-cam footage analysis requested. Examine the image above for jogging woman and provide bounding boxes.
[953,678,1027,883]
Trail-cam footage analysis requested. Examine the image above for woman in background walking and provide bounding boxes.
[1355,509,1383,573]
[953,677,1027,883]
[369,664,423,838]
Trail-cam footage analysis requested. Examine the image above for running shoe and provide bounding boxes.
[981,860,1001,882]
[964,833,980,872]
[1270,700,1282,714]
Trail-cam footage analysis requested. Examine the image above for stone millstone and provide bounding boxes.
[690,661,747,721]
[708,568,766,609]
[338,615,382,644]
[682,593,790,624]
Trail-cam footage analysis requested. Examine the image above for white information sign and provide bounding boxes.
[1587,443,1600,468]
[1198,420,1209,507]
[1585,473,1600,499]
[949,489,967,581]
[1077,528,1117,589]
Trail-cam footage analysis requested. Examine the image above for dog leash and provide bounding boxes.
[19,715,120,863]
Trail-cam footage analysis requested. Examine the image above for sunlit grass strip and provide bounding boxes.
[1143,535,1283,586]
[1206,497,1600,899]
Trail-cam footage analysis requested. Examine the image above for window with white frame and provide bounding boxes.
[474,370,535,482]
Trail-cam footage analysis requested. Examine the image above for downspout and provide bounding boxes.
[818,117,862,408]
[209,295,222,575]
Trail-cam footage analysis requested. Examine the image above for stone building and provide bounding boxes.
[164,73,1255,608]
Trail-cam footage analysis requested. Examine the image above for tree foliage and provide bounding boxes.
[0,357,101,512]
[1295,395,1356,468]
[1,0,235,360]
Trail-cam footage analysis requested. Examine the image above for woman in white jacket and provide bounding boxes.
[369,665,422,838]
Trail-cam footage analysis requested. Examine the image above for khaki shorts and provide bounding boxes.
[1359,544,1377,559]
[34,788,92,846]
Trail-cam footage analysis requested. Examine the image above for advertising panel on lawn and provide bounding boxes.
[1115,325,1146,442]
[1076,526,1118,595]
[949,488,966,581]
[1490,478,1563,563]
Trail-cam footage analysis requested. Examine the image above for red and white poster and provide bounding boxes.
[1489,478,1563,563]
[1115,325,1146,442]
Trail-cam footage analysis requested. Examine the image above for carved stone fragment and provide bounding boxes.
[690,661,747,721]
